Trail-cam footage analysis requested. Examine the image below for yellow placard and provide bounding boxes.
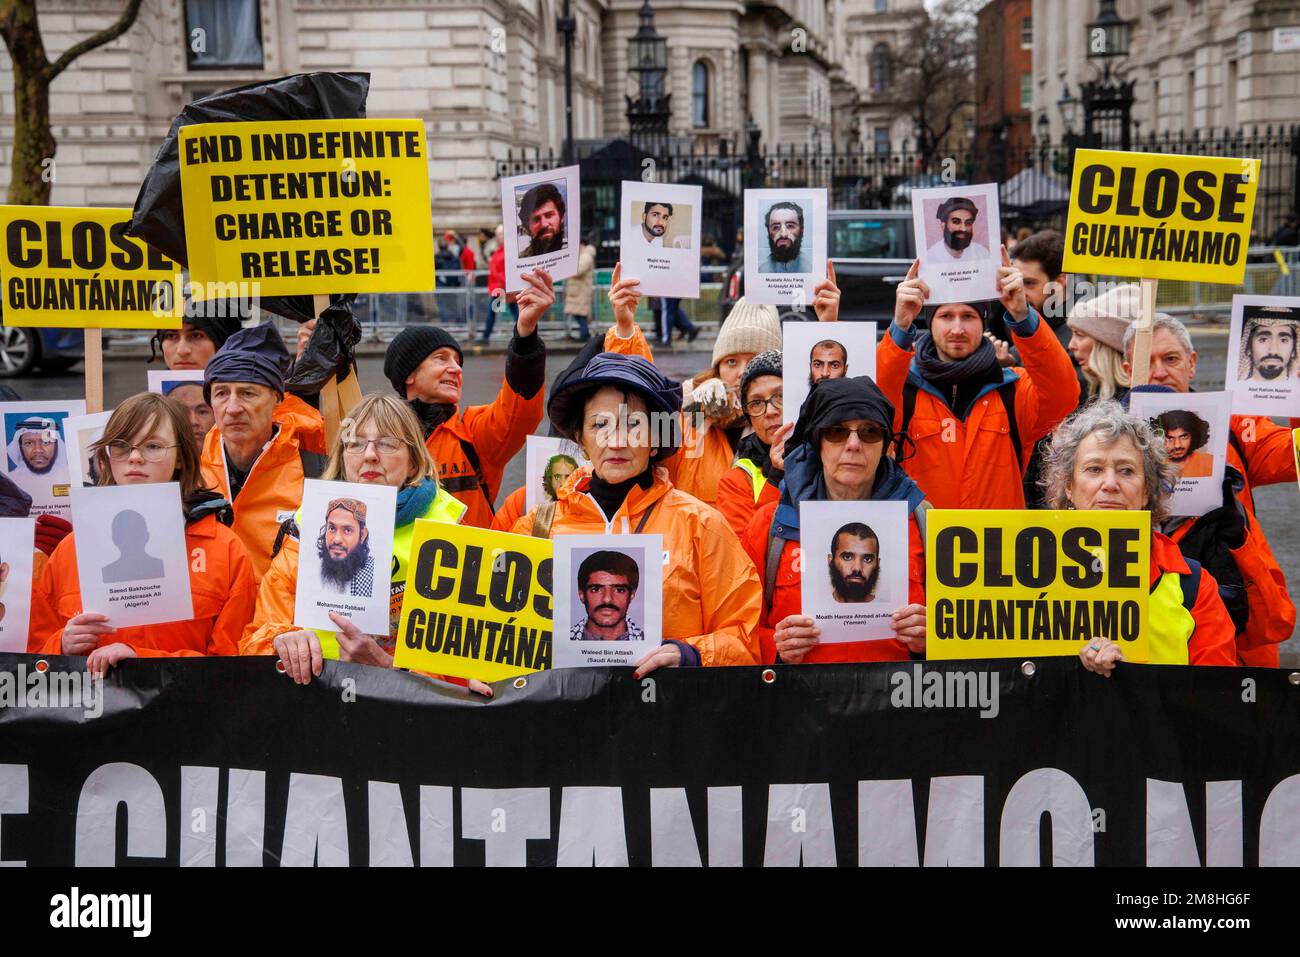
[178,119,435,298]
[394,521,553,683]
[926,509,1151,662]
[0,205,181,328]
[1062,148,1259,285]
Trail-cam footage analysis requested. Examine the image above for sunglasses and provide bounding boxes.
[820,424,887,445]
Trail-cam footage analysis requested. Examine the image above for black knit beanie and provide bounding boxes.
[739,349,784,407]
[383,326,464,395]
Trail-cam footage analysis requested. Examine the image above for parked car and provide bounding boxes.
[827,209,916,324]
[0,326,85,378]
[890,172,968,203]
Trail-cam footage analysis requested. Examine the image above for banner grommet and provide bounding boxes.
[1289,672,1300,686]
[761,668,776,684]
[1021,661,1037,677]
[274,660,286,675]
[513,677,528,690]
[34,659,48,673]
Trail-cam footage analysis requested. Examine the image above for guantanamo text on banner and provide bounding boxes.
[925,509,1151,662]
[1062,148,1259,285]
[395,521,553,683]
[0,205,182,329]
[178,118,435,299]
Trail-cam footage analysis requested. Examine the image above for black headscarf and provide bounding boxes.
[786,375,896,455]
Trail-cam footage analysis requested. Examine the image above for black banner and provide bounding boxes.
[0,653,1297,866]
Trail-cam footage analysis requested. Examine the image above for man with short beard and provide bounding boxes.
[926,197,990,263]
[808,340,848,387]
[828,523,880,603]
[640,202,689,248]
[759,201,811,273]
[1155,409,1214,479]
[519,183,567,258]
[1240,311,1299,383]
[6,418,68,493]
[318,498,374,598]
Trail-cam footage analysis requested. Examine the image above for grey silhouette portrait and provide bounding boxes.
[101,510,166,584]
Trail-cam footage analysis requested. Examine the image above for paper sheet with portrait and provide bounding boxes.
[0,399,87,519]
[63,410,113,489]
[552,533,663,668]
[1225,295,1300,416]
[1129,390,1231,518]
[799,501,908,643]
[500,164,580,292]
[0,517,35,653]
[619,180,703,299]
[782,322,878,427]
[293,479,397,636]
[70,482,193,628]
[524,435,589,513]
[910,183,1000,305]
[743,188,827,307]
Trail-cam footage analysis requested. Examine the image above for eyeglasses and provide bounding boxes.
[820,424,887,445]
[745,394,784,416]
[342,437,405,456]
[104,440,176,462]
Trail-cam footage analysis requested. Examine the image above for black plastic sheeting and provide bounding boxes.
[126,73,370,390]
[0,653,1297,866]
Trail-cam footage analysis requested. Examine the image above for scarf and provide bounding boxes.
[409,399,456,436]
[396,478,441,527]
[735,431,782,485]
[913,331,1003,419]
[588,469,654,523]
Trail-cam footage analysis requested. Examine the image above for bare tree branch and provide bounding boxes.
[45,0,145,81]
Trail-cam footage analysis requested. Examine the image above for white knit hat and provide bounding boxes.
[713,297,782,369]
[1067,283,1141,354]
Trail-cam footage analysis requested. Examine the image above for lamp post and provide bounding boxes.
[625,0,670,152]
[1056,82,1081,177]
[557,0,576,166]
[1080,0,1135,150]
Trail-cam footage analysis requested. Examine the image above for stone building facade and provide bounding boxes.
[1032,0,1300,141]
[0,0,921,227]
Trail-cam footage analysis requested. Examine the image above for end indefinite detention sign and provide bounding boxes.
[1063,148,1259,285]
[178,118,435,298]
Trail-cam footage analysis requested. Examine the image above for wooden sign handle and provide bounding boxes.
[1129,278,1159,388]
[310,294,361,448]
[84,328,104,414]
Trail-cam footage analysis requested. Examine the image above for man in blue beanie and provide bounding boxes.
[382,267,552,527]
[200,322,327,582]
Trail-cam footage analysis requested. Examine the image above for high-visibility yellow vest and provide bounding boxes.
[734,457,768,503]
[306,486,467,659]
[1144,570,1196,665]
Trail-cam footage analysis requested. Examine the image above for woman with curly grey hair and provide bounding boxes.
[1040,401,1235,673]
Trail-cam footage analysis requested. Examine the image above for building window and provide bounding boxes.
[874,127,890,155]
[185,0,263,70]
[870,43,891,93]
[692,60,709,128]
[1020,73,1033,109]
[1021,16,1033,48]
[875,0,887,11]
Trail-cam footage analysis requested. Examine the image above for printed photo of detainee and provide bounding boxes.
[4,412,70,492]
[515,180,569,258]
[1237,305,1300,383]
[318,498,375,598]
[633,200,693,249]
[758,199,812,274]
[571,549,644,641]
[809,339,848,386]
[541,452,579,502]
[923,196,992,265]
[1154,410,1214,479]
[159,379,216,445]
[828,522,880,604]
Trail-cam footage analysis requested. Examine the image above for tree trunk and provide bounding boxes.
[1,0,54,205]
[0,0,145,205]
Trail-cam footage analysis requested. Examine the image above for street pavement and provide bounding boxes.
[14,325,1298,661]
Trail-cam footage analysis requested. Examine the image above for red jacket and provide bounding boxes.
[875,309,1078,509]
[488,245,505,297]
[741,499,925,664]
[29,511,257,658]
[1149,532,1236,666]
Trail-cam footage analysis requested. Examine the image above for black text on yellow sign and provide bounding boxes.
[1062,148,1259,285]
[178,119,435,298]
[925,510,1151,662]
[0,206,181,329]
[395,522,553,683]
